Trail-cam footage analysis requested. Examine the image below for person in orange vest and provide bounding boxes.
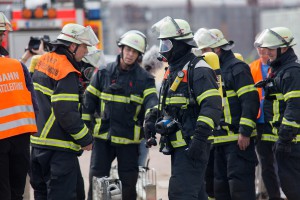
[29,23,97,199]
[250,39,284,200]
[0,12,39,200]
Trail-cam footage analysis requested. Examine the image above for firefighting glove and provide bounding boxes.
[274,125,298,158]
[144,108,159,148]
[185,129,208,161]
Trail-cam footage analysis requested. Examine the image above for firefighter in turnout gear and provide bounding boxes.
[194,28,259,200]
[147,17,222,200]
[0,12,39,200]
[255,27,300,200]
[82,30,158,200]
[30,23,97,200]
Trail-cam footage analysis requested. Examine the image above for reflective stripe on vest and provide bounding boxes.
[0,58,37,139]
[170,130,187,148]
[30,135,81,151]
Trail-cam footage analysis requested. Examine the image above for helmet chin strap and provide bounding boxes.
[276,48,281,59]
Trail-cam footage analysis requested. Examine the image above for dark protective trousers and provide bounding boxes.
[168,144,210,200]
[30,148,84,200]
[256,123,282,200]
[88,139,139,200]
[276,143,300,200]
[214,141,257,200]
[0,133,30,200]
[205,146,215,198]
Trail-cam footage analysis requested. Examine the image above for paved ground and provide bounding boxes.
[25,141,171,200]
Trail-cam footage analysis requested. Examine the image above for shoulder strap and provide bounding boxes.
[274,61,300,78]
[187,56,203,105]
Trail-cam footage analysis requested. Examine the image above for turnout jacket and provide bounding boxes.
[263,48,300,142]
[31,52,93,154]
[160,53,222,148]
[214,50,259,144]
[82,56,158,145]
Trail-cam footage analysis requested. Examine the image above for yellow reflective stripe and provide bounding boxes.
[214,132,257,144]
[294,135,300,142]
[224,97,232,124]
[133,105,141,121]
[261,134,278,142]
[165,97,189,105]
[284,91,300,101]
[271,100,280,126]
[93,132,108,140]
[269,93,284,100]
[71,125,89,140]
[101,92,130,103]
[196,89,220,105]
[40,110,55,138]
[111,136,141,144]
[31,136,81,151]
[282,117,300,128]
[82,113,91,121]
[94,117,102,136]
[236,84,256,97]
[130,94,143,104]
[240,117,256,128]
[51,94,79,102]
[197,116,214,129]
[33,82,53,96]
[144,88,157,98]
[171,130,187,148]
[226,90,237,97]
[86,85,101,97]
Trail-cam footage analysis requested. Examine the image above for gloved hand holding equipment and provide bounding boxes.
[185,128,209,161]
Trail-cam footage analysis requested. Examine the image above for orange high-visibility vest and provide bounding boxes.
[35,52,80,80]
[0,57,37,139]
[250,59,263,119]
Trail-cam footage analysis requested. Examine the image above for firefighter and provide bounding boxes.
[0,12,39,200]
[194,28,259,200]
[145,17,222,200]
[30,23,97,200]
[83,30,158,200]
[250,43,283,200]
[254,27,300,200]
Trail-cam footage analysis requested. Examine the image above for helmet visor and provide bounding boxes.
[159,39,173,53]
[83,49,105,68]
[75,26,99,46]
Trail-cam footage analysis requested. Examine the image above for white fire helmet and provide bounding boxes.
[0,12,12,32]
[57,23,99,46]
[254,27,296,49]
[152,16,193,40]
[118,30,147,54]
[193,28,234,53]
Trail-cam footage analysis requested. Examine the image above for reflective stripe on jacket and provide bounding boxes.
[31,52,92,153]
[83,56,158,145]
[214,50,259,144]
[0,57,37,139]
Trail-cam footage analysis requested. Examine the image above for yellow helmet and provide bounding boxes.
[0,12,12,32]
[118,30,147,53]
[152,16,193,40]
[254,27,296,49]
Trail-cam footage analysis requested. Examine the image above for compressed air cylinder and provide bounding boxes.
[29,55,42,74]
[234,53,244,61]
[203,52,224,106]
